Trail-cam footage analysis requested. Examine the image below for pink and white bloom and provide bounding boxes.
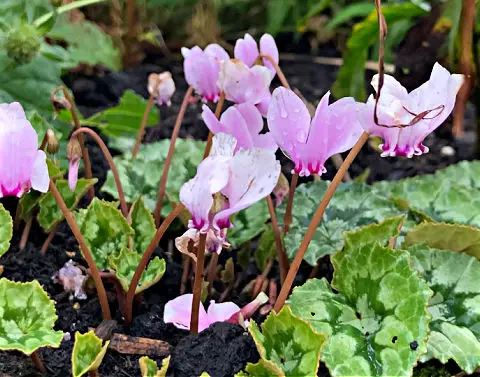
[357,62,464,158]
[148,72,175,106]
[267,87,363,177]
[53,260,87,300]
[178,133,280,254]
[218,59,273,109]
[164,292,268,332]
[234,33,279,77]
[0,102,49,197]
[202,103,277,152]
[181,44,229,102]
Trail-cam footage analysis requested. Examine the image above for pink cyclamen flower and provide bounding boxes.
[164,292,268,332]
[181,44,229,102]
[0,102,49,197]
[202,103,277,152]
[267,87,364,177]
[218,59,273,108]
[178,133,280,253]
[357,62,464,158]
[234,33,279,77]
[148,72,176,106]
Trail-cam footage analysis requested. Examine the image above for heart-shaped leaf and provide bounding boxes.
[75,198,134,270]
[0,203,13,257]
[247,306,327,376]
[0,278,63,355]
[38,178,97,232]
[404,222,480,260]
[139,356,170,377]
[72,330,110,377]
[408,244,480,373]
[110,248,166,294]
[129,196,156,253]
[288,239,432,376]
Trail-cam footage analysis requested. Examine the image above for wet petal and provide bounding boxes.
[259,34,279,76]
[207,301,241,324]
[210,132,237,158]
[164,294,210,332]
[68,157,80,191]
[234,33,259,67]
[31,150,49,193]
[204,43,230,62]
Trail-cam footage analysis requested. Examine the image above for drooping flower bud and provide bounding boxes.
[272,172,289,207]
[45,129,59,155]
[148,72,176,106]
[53,260,87,300]
[67,136,82,190]
[5,24,42,65]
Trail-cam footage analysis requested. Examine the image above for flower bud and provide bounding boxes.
[5,24,42,65]
[45,129,59,155]
[148,72,176,106]
[273,172,289,207]
[67,137,82,190]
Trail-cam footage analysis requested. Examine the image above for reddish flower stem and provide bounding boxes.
[259,54,290,89]
[190,232,207,334]
[52,86,94,200]
[266,196,288,284]
[41,224,58,255]
[49,180,111,320]
[153,86,194,227]
[19,215,32,250]
[203,92,225,159]
[125,203,185,326]
[283,173,298,233]
[30,351,46,374]
[71,127,128,218]
[274,132,369,312]
[132,77,161,158]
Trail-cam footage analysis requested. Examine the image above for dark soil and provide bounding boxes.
[1,46,478,376]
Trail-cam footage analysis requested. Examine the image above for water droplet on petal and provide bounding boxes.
[280,107,288,118]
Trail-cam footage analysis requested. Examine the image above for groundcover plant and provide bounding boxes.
[1,0,479,376]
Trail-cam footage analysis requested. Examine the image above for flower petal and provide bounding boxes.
[206,301,241,325]
[164,294,210,332]
[204,43,229,62]
[210,132,237,158]
[31,150,49,193]
[217,106,255,150]
[234,33,259,67]
[259,33,279,76]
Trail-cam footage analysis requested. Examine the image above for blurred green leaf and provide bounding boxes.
[139,356,170,377]
[130,196,156,253]
[228,200,271,249]
[325,2,374,31]
[0,204,13,258]
[72,331,109,377]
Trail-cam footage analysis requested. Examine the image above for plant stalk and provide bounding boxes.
[41,225,58,255]
[19,215,33,250]
[71,127,129,218]
[266,196,288,284]
[203,92,225,158]
[273,132,369,312]
[259,54,290,89]
[30,352,46,374]
[53,86,94,201]
[33,0,107,27]
[132,77,161,158]
[125,203,185,326]
[190,232,207,334]
[283,173,298,233]
[49,180,111,320]
[153,86,193,227]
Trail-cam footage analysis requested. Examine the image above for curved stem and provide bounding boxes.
[153,86,193,227]
[125,203,185,326]
[49,180,111,320]
[53,86,94,200]
[132,78,161,158]
[19,215,32,250]
[259,54,290,89]
[266,196,288,284]
[41,225,58,255]
[33,0,106,27]
[190,232,207,334]
[30,351,46,374]
[273,132,369,312]
[283,173,298,233]
[203,92,225,159]
[71,127,128,218]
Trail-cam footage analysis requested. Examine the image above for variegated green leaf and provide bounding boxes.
[130,196,156,253]
[72,331,109,377]
[0,203,13,257]
[139,356,170,377]
[0,279,63,355]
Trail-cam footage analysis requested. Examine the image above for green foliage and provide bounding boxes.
[59,90,160,143]
[246,306,327,377]
[288,224,432,376]
[0,279,63,355]
[408,245,480,373]
[139,356,170,377]
[129,196,156,252]
[228,201,271,249]
[0,204,13,258]
[331,3,427,100]
[277,180,404,266]
[254,225,277,271]
[72,331,109,377]
[325,2,375,31]
[38,178,97,232]
[0,0,52,25]
[102,138,204,215]
[4,23,42,65]
[111,248,166,294]
[48,15,120,71]
[76,198,134,270]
